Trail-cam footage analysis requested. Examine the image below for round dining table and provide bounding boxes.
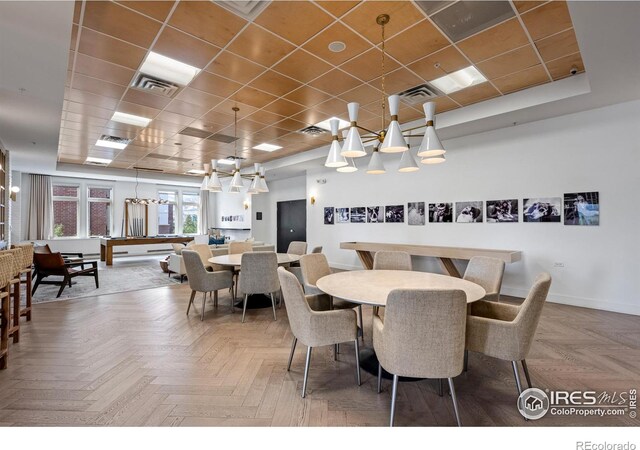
[315,270,486,379]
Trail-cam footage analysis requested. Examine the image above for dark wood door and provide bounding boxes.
[277,199,306,253]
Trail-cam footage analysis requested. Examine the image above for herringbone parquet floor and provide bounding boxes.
[0,284,638,426]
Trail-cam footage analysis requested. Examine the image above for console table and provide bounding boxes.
[100,236,194,265]
[340,241,522,277]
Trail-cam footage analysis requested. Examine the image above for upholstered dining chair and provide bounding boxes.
[463,256,505,302]
[286,241,307,255]
[374,288,467,427]
[183,250,234,321]
[299,253,364,342]
[239,252,280,323]
[228,241,253,255]
[0,248,23,343]
[310,246,323,254]
[0,253,13,369]
[373,251,412,271]
[277,267,360,398]
[466,273,552,399]
[189,243,215,271]
[12,243,34,322]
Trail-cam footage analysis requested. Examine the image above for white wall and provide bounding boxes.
[251,175,306,245]
[212,190,252,241]
[281,100,640,315]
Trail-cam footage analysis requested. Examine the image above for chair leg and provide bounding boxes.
[94,270,99,288]
[354,339,361,386]
[438,378,444,397]
[186,290,196,315]
[25,271,32,321]
[32,275,43,295]
[287,337,297,371]
[242,294,248,323]
[357,305,364,341]
[213,291,218,307]
[333,343,338,361]
[448,378,462,427]
[521,360,533,389]
[390,374,399,427]
[56,278,68,298]
[270,293,277,321]
[512,361,524,396]
[377,363,383,393]
[302,346,312,398]
[230,285,235,313]
[200,292,206,321]
[463,350,469,372]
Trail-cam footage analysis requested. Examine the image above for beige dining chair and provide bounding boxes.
[300,253,364,343]
[239,252,280,323]
[374,288,467,426]
[463,256,505,302]
[287,241,307,255]
[228,241,253,254]
[310,246,323,253]
[466,273,552,399]
[277,267,360,398]
[189,243,215,271]
[373,251,412,271]
[183,250,234,320]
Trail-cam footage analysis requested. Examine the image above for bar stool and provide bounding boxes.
[12,243,34,321]
[0,253,13,369]
[0,249,23,343]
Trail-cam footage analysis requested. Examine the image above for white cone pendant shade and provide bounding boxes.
[398,148,419,172]
[257,167,269,192]
[207,171,223,192]
[337,158,358,172]
[421,154,446,164]
[200,175,210,190]
[417,102,445,157]
[248,163,260,194]
[380,95,407,153]
[366,150,386,174]
[230,160,243,188]
[341,103,366,158]
[325,119,348,167]
[228,185,241,194]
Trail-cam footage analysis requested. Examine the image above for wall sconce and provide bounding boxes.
[243,200,249,210]
[310,196,316,205]
[9,186,20,202]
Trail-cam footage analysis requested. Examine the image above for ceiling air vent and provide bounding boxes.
[396,84,442,105]
[298,125,328,136]
[131,73,179,98]
[85,160,108,167]
[99,134,133,146]
[168,156,192,163]
[144,153,171,160]
[215,1,271,21]
[207,133,238,143]
[179,127,212,139]
[431,1,515,42]
[132,166,164,173]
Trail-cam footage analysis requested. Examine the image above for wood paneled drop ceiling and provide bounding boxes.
[61,0,585,175]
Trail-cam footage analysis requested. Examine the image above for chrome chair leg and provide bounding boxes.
[463,349,469,372]
[512,360,524,396]
[242,294,249,323]
[213,290,218,307]
[521,360,533,388]
[438,378,444,397]
[200,292,206,321]
[186,290,196,315]
[287,337,297,371]
[377,363,383,393]
[358,305,364,341]
[333,344,338,361]
[390,374,399,427]
[354,339,361,386]
[270,292,277,321]
[448,378,462,427]
[302,346,312,398]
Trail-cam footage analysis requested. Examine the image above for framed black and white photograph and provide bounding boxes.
[350,207,366,223]
[367,206,382,223]
[385,205,405,223]
[455,201,483,223]
[564,192,599,226]
[407,202,425,225]
[324,207,334,225]
[336,207,350,223]
[486,199,519,223]
[523,198,561,223]
[429,203,453,223]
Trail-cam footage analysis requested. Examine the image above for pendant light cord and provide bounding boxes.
[380,21,386,132]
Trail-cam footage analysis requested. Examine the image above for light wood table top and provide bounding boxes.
[316,270,486,307]
[209,253,301,266]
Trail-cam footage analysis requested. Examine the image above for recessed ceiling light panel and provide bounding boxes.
[314,117,350,131]
[139,52,201,86]
[95,135,132,150]
[111,111,152,127]
[430,66,487,94]
[253,143,282,152]
[187,169,206,175]
[217,158,237,166]
[85,156,112,165]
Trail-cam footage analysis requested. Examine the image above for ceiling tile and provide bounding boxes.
[152,26,220,69]
[190,71,243,98]
[384,20,449,65]
[200,110,235,127]
[82,1,162,48]
[164,100,212,118]
[115,1,176,22]
[73,0,82,24]
[339,84,384,106]
[272,49,333,84]
[545,52,584,80]
[77,27,147,69]
[535,28,579,62]
[477,45,541,79]
[73,53,135,86]
[448,82,500,106]
[155,111,197,126]
[272,118,309,132]
[407,46,469,81]
[492,64,550,94]
[431,1,515,42]
[341,1,426,44]
[251,71,302,97]
[302,22,372,66]
[339,48,401,82]
[456,18,530,63]
[227,24,296,67]
[521,1,573,41]
[314,97,349,116]
[68,89,119,110]
[369,68,424,95]
[431,95,460,113]
[70,24,78,50]
[246,109,286,126]
[205,51,266,85]
[116,101,162,119]
[512,1,548,14]
[254,2,334,45]
[263,98,307,117]
[283,86,332,107]
[231,86,278,109]
[71,74,127,99]
[169,1,247,47]
[308,69,362,95]
[122,89,173,110]
[64,99,113,119]
[174,88,224,109]
[212,99,258,119]
[315,1,361,18]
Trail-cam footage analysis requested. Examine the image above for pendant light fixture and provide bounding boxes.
[417,102,445,158]
[248,163,260,194]
[207,159,223,192]
[230,159,243,189]
[200,163,210,191]
[380,95,407,153]
[398,145,419,172]
[257,167,269,192]
[421,154,446,165]
[341,103,366,158]
[366,147,386,174]
[325,119,348,167]
[337,158,358,173]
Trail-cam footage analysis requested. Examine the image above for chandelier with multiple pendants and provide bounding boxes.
[199,107,269,194]
[325,14,446,174]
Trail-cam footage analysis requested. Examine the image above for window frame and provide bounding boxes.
[180,191,200,235]
[86,186,113,237]
[51,183,81,239]
[157,189,178,235]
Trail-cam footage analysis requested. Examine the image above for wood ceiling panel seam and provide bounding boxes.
[113,1,177,25]
[67,0,86,100]
[509,0,553,81]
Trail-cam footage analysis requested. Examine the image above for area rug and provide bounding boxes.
[32,257,181,304]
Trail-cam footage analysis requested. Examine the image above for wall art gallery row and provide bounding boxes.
[322,192,599,226]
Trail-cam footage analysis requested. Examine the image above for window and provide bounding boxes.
[52,184,79,237]
[181,192,200,234]
[87,187,112,237]
[158,191,177,235]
